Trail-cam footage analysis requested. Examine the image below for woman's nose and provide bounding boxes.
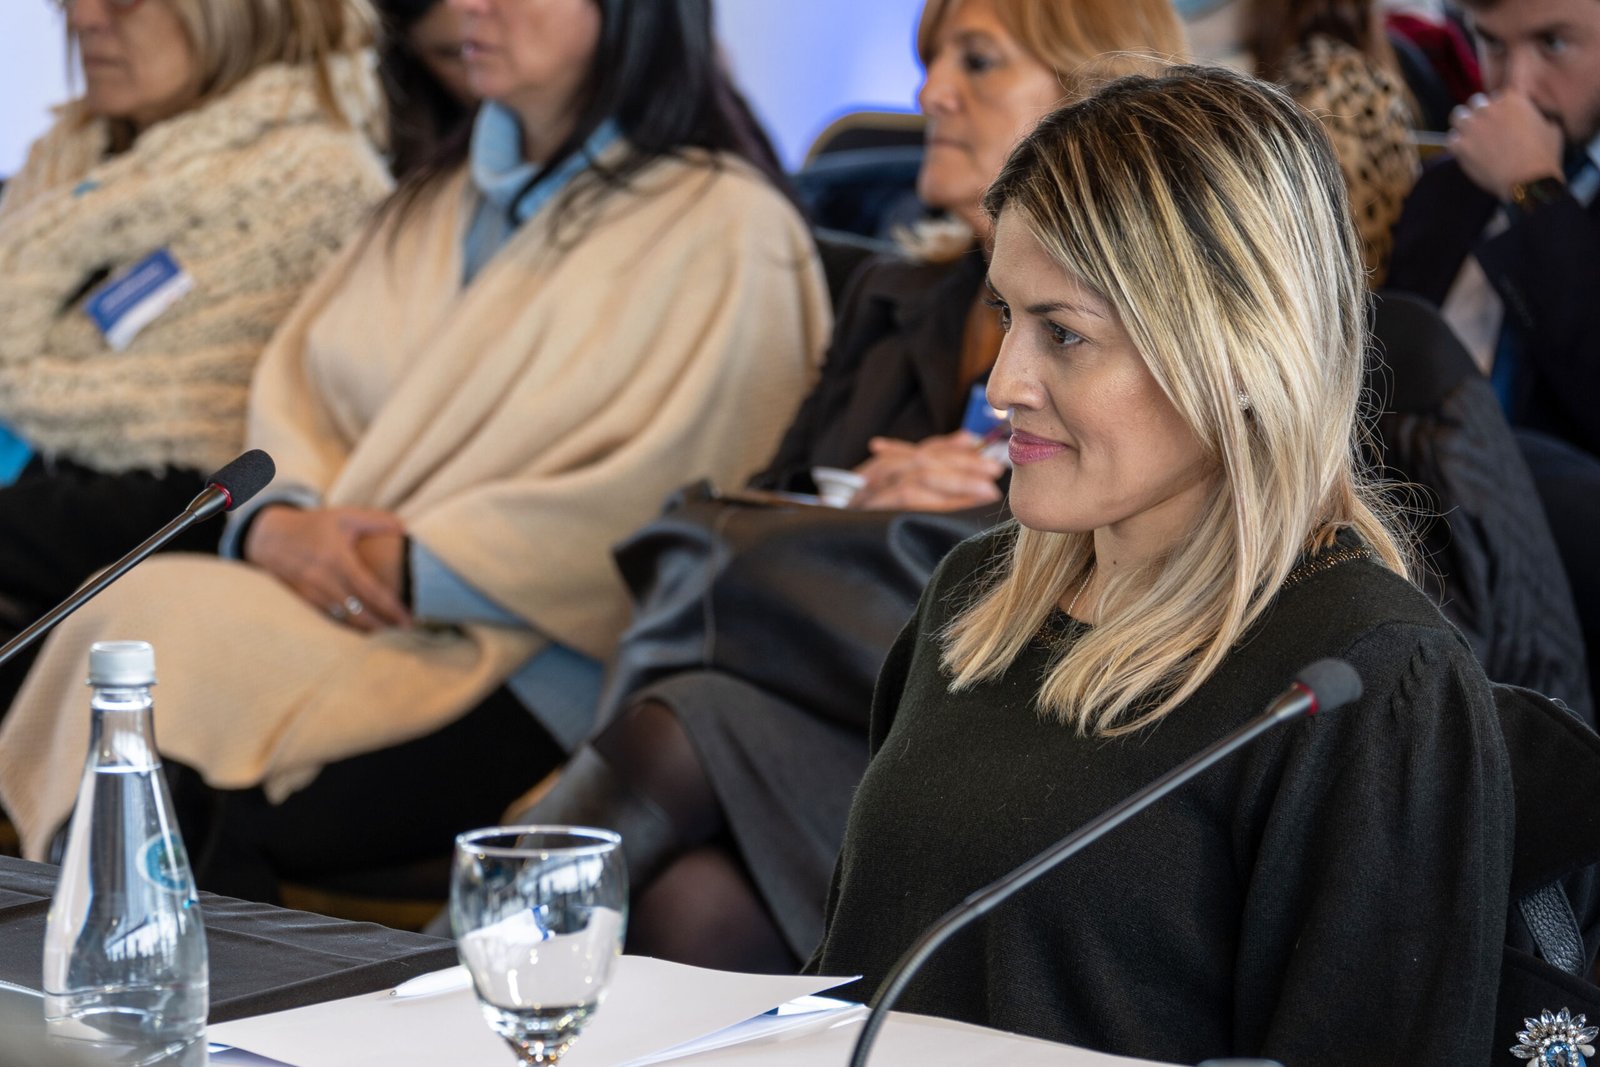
[918,55,960,118]
[985,336,1035,413]
[67,0,113,32]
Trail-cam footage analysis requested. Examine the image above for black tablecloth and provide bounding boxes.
[0,854,458,1022]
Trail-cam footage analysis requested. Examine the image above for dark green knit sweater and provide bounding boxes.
[813,526,1514,1066]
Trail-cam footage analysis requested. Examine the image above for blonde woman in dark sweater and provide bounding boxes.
[813,66,1512,1065]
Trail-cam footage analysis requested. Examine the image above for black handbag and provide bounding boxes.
[600,481,994,731]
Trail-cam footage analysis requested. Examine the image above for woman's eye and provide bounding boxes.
[1047,322,1084,348]
[983,296,1011,330]
[961,50,998,74]
[1539,32,1568,55]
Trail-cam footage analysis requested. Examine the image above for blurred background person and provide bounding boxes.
[0,0,830,902]
[767,0,1187,510]
[813,65,1511,1064]
[1386,0,1600,743]
[1206,0,1595,721]
[0,0,389,678]
[515,0,1190,974]
[1389,0,1600,458]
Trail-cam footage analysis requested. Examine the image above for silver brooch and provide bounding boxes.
[1512,1008,1598,1065]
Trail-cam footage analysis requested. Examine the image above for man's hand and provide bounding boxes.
[244,506,412,632]
[850,431,1005,512]
[1449,90,1566,202]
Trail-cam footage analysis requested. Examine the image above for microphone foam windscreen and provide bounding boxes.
[207,449,276,511]
[1294,658,1362,713]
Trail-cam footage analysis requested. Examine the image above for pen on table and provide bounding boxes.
[388,966,471,1000]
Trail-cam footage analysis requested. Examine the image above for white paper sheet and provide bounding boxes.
[625,996,864,1065]
[665,1010,1179,1066]
[208,955,855,1067]
[210,1048,298,1067]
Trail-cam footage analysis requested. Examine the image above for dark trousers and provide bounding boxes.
[1517,429,1600,704]
[0,458,216,709]
[187,685,566,904]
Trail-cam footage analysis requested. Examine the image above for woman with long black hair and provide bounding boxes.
[0,0,830,902]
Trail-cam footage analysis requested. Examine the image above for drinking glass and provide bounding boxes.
[451,826,627,1065]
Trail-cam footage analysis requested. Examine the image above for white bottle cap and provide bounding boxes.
[87,641,156,687]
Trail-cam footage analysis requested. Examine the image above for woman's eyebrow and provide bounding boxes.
[1025,299,1107,320]
[951,29,1000,50]
[987,276,1106,320]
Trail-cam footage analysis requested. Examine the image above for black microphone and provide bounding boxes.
[181,448,277,523]
[0,449,275,668]
[847,658,1362,1067]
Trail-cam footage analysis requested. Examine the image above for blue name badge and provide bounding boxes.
[85,248,194,351]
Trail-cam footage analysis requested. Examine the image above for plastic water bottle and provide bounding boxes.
[42,641,208,1062]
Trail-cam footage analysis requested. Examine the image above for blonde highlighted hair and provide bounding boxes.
[942,65,1408,736]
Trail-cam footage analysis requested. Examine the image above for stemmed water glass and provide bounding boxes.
[451,826,628,1065]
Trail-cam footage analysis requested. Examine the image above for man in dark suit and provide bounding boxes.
[1387,0,1600,706]
[1387,0,1600,458]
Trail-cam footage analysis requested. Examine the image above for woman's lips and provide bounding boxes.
[1008,429,1069,465]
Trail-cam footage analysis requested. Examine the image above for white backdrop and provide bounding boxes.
[0,2,72,178]
[0,0,927,178]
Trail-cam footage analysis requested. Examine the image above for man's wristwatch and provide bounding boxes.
[1508,175,1567,216]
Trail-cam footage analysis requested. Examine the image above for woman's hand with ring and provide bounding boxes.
[244,506,412,632]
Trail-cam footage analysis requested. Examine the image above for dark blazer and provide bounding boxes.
[755,248,986,491]
[1387,157,1600,456]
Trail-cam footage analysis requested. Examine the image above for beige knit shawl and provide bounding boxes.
[0,58,390,474]
[0,153,829,860]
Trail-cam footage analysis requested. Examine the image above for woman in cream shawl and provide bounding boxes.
[0,0,829,897]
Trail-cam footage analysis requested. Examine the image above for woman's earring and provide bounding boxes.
[1237,391,1252,413]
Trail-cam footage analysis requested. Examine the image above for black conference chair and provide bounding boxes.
[1515,429,1600,721]
[802,109,925,164]
[1366,290,1594,724]
[794,148,925,242]
[793,110,926,242]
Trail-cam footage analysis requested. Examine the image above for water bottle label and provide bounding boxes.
[139,835,192,892]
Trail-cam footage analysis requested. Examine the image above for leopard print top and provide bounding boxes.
[1280,35,1420,286]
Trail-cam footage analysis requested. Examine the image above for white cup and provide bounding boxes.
[810,466,866,508]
